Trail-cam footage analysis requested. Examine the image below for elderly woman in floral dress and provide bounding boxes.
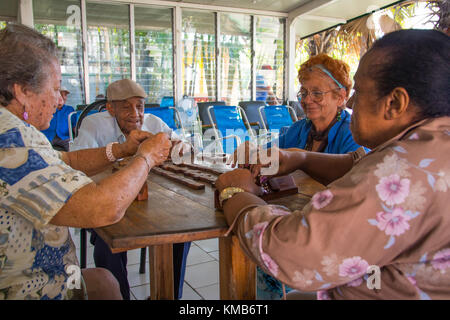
[217,29,450,299]
[0,24,171,300]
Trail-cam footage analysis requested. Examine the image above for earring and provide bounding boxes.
[22,104,29,121]
[336,110,342,121]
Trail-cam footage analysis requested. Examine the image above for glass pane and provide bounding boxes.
[0,0,18,22]
[255,16,285,105]
[135,6,173,105]
[182,10,216,103]
[86,2,130,103]
[34,0,85,107]
[220,13,251,106]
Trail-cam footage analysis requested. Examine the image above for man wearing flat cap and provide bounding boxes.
[72,79,177,149]
[41,86,75,151]
[71,79,191,300]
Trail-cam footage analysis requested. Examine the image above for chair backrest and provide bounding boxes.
[288,100,306,119]
[238,100,266,130]
[209,105,252,154]
[260,105,298,131]
[73,99,107,138]
[145,106,179,131]
[197,101,226,127]
[160,96,174,107]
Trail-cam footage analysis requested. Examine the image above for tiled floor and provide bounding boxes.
[70,228,220,300]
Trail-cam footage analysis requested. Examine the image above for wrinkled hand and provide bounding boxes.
[247,146,281,178]
[229,141,259,169]
[229,142,284,178]
[170,140,195,164]
[215,169,263,196]
[136,132,172,168]
[121,129,154,157]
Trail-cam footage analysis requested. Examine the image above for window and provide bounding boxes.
[135,6,173,104]
[220,13,251,106]
[86,2,130,103]
[27,2,288,107]
[182,10,216,102]
[34,0,85,107]
[0,0,18,26]
[255,16,285,105]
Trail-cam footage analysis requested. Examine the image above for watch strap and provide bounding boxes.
[219,187,245,207]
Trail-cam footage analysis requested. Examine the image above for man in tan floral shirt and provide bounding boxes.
[216,29,450,299]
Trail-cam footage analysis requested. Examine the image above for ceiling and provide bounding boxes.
[291,0,405,38]
[1,0,405,38]
[120,0,404,38]
[167,0,404,38]
[171,0,309,13]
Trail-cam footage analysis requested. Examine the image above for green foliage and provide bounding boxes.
[296,0,437,79]
[390,2,417,27]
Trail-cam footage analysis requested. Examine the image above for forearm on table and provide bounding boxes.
[62,143,130,176]
[288,151,353,186]
[51,156,150,228]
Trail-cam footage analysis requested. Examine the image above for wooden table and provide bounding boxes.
[93,167,325,300]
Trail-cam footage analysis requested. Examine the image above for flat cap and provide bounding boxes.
[106,79,147,101]
[60,86,70,93]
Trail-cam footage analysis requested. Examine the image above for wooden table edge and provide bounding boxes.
[95,227,229,253]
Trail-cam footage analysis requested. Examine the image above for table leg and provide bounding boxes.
[149,243,174,300]
[219,235,256,299]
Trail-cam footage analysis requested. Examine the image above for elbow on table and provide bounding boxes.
[92,206,126,228]
[80,195,125,227]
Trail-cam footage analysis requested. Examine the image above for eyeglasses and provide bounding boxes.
[297,88,338,103]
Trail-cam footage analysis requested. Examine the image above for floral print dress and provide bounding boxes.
[228,117,450,299]
[0,108,93,299]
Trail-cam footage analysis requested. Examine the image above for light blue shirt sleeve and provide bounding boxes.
[143,113,187,141]
[70,115,102,151]
[143,114,172,135]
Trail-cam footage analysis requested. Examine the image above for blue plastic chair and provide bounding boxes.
[207,105,250,154]
[258,105,298,132]
[238,100,266,131]
[197,101,226,128]
[206,105,274,154]
[145,106,186,137]
[160,96,174,107]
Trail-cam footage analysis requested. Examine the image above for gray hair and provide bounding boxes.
[0,24,59,106]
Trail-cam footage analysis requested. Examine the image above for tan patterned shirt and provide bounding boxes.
[0,108,92,300]
[228,117,450,299]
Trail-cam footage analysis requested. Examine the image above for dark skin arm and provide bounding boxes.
[231,141,354,186]
[265,148,354,186]
[215,169,266,226]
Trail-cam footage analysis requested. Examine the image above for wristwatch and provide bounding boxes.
[219,187,245,207]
